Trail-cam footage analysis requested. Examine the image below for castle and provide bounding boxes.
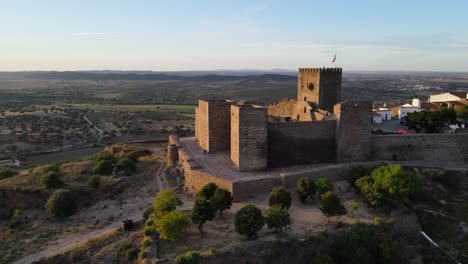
[193,67,371,170]
[168,67,468,200]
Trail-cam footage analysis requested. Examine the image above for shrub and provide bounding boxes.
[316,178,334,195]
[124,150,147,163]
[265,204,291,232]
[155,210,189,241]
[116,158,136,176]
[269,186,292,209]
[349,201,360,218]
[40,171,63,189]
[348,166,373,188]
[118,244,138,262]
[296,177,316,203]
[93,160,114,175]
[143,226,157,238]
[42,163,60,174]
[211,188,233,216]
[320,191,346,222]
[143,205,154,220]
[197,182,218,200]
[87,175,101,189]
[175,250,201,264]
[153,189,183,216]
[45,189,78,218]
[235,204,264,238]
[355,165,422,207]
[95,151,117,164]
[330,223,401,264]
[0,166,16,179]
[191,197,216,233]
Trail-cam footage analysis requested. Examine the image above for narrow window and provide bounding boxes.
[304,107,306,113]
[304,96,307,101]
[297,115,300,120]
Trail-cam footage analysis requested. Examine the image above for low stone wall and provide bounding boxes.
[370,134,468,162]
[232,176,282,200]
[268,120,336,167]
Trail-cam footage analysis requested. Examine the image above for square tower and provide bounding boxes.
[196,100,235,153]
[231,104,268,171]
[297,68,342,112]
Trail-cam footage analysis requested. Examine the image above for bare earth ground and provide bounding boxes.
[5,146,165,264]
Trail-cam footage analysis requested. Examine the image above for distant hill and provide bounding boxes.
[0,71,297,82]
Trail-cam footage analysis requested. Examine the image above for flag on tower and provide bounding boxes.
[332,54,336,63]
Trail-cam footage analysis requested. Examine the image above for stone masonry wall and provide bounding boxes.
[297,68,342,112]
[231,105,268,171]
[371,134,468,162]
[335,101,373,163]
[267,99,298,118]
[197,101,209,151]
[197,100,233,152]
[208,101,234,152]
[267,120,336,167]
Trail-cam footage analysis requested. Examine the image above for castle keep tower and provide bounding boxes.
[298,68,342,112]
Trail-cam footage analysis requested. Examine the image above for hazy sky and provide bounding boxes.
[1,0,467,71]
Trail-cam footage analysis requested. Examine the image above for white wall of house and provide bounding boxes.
[376,110,392,121]
[398,106,423,119]
[372,113,383,124]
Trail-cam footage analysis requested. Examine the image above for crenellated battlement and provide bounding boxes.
[298,67,342,73]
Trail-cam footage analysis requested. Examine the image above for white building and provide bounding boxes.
[375,108,392,121]
[429,92,467,104]
[372,111,383,124]
[398,100,424,119]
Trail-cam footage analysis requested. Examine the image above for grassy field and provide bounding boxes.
[26,147,103,165]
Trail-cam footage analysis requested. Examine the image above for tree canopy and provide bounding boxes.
[153,189,183,216]
[406,107,457,133]
[235,204,264,238]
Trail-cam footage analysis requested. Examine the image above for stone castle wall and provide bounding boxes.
[267,120,336,167]
[335,101,372,163]
[371,133,468,162]
[231,105,268,171]
[267,99,298,118]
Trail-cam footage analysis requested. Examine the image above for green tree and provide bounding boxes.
[316,177,334,195]
[320,191,347,222]
[296,177,316,203]
[356,165,421,207]
[211,188,233,216]
[116,158,136,175]
[191,197,216,233]
[40,171,63,189]
[406,108,457,133]
[269,186,292,209]
[265,204,291,232]
[155,210,189,241]
[235,204,264,238]
[153,189,183,216]
[87,175,101,189]
[455,105,468,119]
[93,159,114,175]
[45,189,78,218]
[197,182,218,200]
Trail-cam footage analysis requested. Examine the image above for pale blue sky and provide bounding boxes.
[1,0,467,71]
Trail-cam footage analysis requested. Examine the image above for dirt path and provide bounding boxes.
[13,162,164,264]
